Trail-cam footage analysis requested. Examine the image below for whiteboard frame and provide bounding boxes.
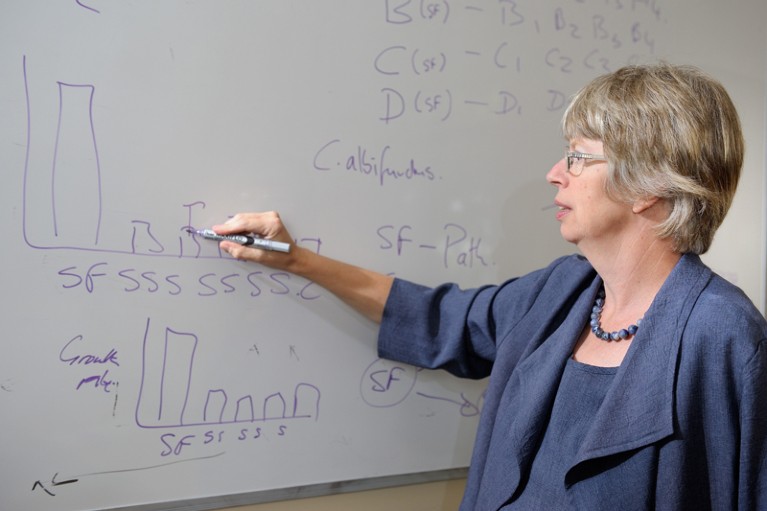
[107,468,469,511]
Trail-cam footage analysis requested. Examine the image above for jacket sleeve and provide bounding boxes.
[377,279,501,379]
[739,338,767,510]
[376,255,595,379]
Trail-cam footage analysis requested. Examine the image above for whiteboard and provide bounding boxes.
[1,1,764,510]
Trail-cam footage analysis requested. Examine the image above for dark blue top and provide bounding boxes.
[508,359,617,509]
[378,254,767,510]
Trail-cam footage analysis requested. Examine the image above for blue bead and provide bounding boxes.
[628,324,639,334]
[618,329,629,339]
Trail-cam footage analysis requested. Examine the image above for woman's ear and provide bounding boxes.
[632,196,661,214]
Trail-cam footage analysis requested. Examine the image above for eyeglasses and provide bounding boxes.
[564,147,607,176]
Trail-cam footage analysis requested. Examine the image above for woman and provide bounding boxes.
[212,64,767,509]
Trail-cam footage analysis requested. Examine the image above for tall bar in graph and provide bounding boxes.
[158,329,198,425]
[51,82,103,246]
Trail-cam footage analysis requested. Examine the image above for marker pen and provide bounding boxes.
[191,229,291,253]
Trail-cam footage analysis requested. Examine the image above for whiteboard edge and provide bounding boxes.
[104,468,470,511]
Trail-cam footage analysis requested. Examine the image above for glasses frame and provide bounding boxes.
[565,147,607,176]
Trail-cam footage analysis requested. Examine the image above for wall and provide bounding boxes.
[218,479,467,511]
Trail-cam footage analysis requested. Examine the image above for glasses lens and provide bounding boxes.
[565,150,581,176]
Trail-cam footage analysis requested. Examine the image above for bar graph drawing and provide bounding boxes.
[21,55,223,260]
[135,318,321,429]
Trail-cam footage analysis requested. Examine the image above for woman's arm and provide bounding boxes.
[212,211,394,324]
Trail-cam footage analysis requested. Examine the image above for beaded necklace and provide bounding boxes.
[590,288,642,341]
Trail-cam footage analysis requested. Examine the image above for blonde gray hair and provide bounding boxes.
[562,63,743,254]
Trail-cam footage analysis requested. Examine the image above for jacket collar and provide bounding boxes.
[476,254,713,509]
[567,253,713,475]
[477,268,599,510]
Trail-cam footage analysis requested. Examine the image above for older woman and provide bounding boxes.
[212,64,767,510]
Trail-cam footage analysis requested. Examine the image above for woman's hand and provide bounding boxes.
[211,211,295,270]
[211,210,393,323]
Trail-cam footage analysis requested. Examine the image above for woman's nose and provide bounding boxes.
[546,157,568,186]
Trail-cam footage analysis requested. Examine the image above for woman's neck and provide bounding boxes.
[581,229,681,318]
[572,236,681,368]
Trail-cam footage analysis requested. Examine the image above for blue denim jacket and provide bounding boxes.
[379,254,767,510]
